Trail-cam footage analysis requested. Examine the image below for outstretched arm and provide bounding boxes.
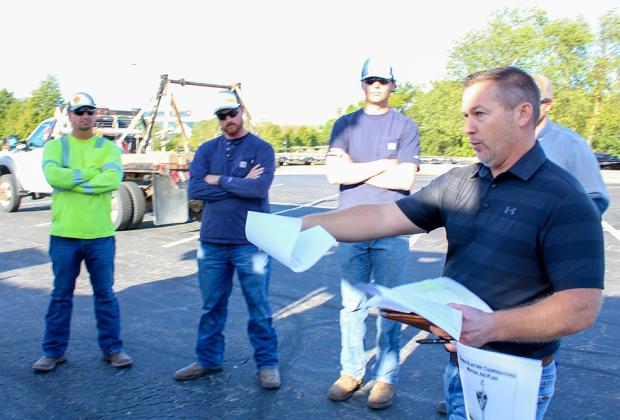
[302,202,424,242]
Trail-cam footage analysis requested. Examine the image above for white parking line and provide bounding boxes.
[603,220,620,242]
[273,194,339,215]
[162,235,199,248]
[273,287,334,321]
[400,330,431,364]
[271,184,284,187]
[35,222,51,227]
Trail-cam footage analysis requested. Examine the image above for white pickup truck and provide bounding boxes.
[0,118,56,212]
[0,108,194,230]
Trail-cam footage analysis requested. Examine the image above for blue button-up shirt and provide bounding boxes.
[538,119,609,214]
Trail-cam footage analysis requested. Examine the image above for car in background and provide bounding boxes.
[595,152,620,170]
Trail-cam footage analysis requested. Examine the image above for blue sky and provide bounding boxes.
[1,0,617,125]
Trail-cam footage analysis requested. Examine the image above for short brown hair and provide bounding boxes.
[464,67,540,127]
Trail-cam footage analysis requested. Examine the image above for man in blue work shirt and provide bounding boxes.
[533,74,609,214]
[175,90,280,389]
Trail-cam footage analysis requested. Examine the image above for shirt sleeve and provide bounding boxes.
[328,116,348,152]
[395,167,471,231]
[396,119,421,165]
[570,141,609,215]
[71,141,123,194]
[42,140,98,190]
[541,193,605,291]
[188,143,234,202]
[218,142,274,199]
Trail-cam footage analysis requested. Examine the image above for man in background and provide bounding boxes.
[34,92,132,372]
[533,74,609,214]
[324,58,420,409]
[176,90,280,389]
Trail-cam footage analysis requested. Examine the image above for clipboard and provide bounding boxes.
[380,309,433,332]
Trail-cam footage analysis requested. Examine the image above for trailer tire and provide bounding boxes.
[123,181,146,230]
[0,174,21,213]
[111,184,132,231]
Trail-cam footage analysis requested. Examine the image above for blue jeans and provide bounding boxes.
[443,358,557,419]
[195,242,278,370]
[338,236,409,384]
[43,235,123,357]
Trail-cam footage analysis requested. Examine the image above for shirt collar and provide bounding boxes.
[536,118,552,140]
[475,142,547,182]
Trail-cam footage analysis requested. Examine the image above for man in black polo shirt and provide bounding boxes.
[302,67,604,419]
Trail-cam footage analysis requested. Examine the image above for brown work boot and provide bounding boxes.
[174,362,223,381]
[258,368,281,389]
[327,374,362,401]
[102,351,133,368]
[32,355,66,372]
[368,381,395,410]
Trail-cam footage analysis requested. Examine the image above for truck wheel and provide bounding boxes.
[123,181,146,230]
[111,184,132,231]
[0,174,21,213]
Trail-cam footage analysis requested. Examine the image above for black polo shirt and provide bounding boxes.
[396,143,604,359]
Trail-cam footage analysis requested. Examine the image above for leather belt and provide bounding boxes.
[450,352,554,367]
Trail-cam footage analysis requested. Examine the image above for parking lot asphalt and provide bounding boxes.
[1,164,619,419]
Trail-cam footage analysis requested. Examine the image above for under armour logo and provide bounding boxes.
[504,206,517,216]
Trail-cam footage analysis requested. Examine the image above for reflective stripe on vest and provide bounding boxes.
[60,136,69,167]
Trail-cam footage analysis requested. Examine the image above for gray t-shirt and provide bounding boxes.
[329,109,420,209]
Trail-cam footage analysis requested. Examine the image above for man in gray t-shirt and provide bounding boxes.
[533,74,609,214]
[324,58,420,410]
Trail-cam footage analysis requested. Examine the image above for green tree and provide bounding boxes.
[443,7,619,155]
[405,80,472,156]
[390,82,420,113]
[189,118,220,149]
[586,10,620,152]
[0,89,16,139]
[317,118,336,146]
[1,99,27,139]
[19,75,63,138]
[256,122,285,151]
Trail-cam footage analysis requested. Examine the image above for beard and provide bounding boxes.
[223,121,242,137]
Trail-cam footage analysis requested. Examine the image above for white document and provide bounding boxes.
[358,277,492,340]
[245,211,336,273]
[456,343,543,420]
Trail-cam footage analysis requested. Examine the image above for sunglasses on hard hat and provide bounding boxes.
[364,77,392,85]
[215,108,240,121]
[74,108,95,116]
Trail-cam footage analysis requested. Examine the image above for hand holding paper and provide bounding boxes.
[245,211,336,272]
[358,277,492,340]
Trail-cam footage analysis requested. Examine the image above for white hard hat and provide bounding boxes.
[68,92,96,111]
